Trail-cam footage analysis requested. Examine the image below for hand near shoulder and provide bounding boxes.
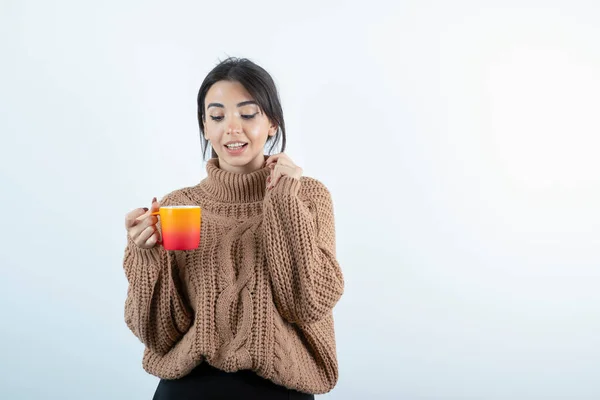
[264,153,303,190]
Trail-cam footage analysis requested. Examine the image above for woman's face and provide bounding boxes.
[203,80,276,174]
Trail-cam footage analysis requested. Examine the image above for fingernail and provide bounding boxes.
[152,197,157,203]
[143,207,149,212]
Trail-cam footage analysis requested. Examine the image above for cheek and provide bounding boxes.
[205,123,224,139]
[244,120,271,141]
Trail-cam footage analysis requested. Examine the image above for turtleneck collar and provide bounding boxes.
[199,157,271,203]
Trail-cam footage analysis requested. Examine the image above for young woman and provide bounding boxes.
[123,57,344,400]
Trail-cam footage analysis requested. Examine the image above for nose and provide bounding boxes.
[226,118,242,135]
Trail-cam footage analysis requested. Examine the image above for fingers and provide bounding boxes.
[268,163,297,189]
[145,232,160,247]
[137,224,158,244]
[265,153,298,172]
[125,207,149,229]
[130,212,158,235]
[269,164,283,189]
[265,153,298,190]
[264,153,287,168]
[129,215,160,247]
[150,197,159,212]
[136,197,159,221]
[125,197,162,249]
[264,154,278,168]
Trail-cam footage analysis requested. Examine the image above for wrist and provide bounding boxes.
[269,176,301,196]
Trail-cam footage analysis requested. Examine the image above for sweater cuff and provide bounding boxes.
[126,236,163,266]
[269,176,302,197]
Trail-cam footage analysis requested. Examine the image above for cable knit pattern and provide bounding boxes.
[122,157,344,394]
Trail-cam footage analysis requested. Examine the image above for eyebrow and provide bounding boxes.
[207,100,258,109]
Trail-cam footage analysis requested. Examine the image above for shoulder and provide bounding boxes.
[298,176,334,206]
[299,176,330,195]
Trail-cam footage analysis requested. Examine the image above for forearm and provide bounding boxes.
[123,237,192,354]
[263,177,344,324]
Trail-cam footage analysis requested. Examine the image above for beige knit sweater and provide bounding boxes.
[123,158,344,394]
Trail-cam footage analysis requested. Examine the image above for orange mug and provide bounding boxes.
[151,206,201,250]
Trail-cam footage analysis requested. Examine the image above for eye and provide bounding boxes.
[210,116,224,122]
[241,112,259,120]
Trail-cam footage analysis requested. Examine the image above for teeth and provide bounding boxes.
[226,143,246,149]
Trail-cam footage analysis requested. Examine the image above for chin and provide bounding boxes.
[218,151,260,165]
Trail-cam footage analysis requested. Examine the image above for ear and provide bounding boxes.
[199,112,209,140]
[268,123,277,137]
[203,121,209,140]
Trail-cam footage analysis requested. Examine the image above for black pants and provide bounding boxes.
[152,362,315,400]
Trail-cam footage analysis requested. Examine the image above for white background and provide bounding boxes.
[1,1,599,399]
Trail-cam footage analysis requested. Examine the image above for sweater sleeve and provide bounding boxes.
[262,176,344,325]
[123,193,193,355]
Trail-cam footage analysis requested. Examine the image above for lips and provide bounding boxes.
[223,142,248,155]
[224,142,248,149]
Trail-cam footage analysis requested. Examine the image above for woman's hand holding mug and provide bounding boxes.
[125,197,201,251]
[125,197,161,249]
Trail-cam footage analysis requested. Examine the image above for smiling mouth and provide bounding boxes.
[225,143,248,149]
